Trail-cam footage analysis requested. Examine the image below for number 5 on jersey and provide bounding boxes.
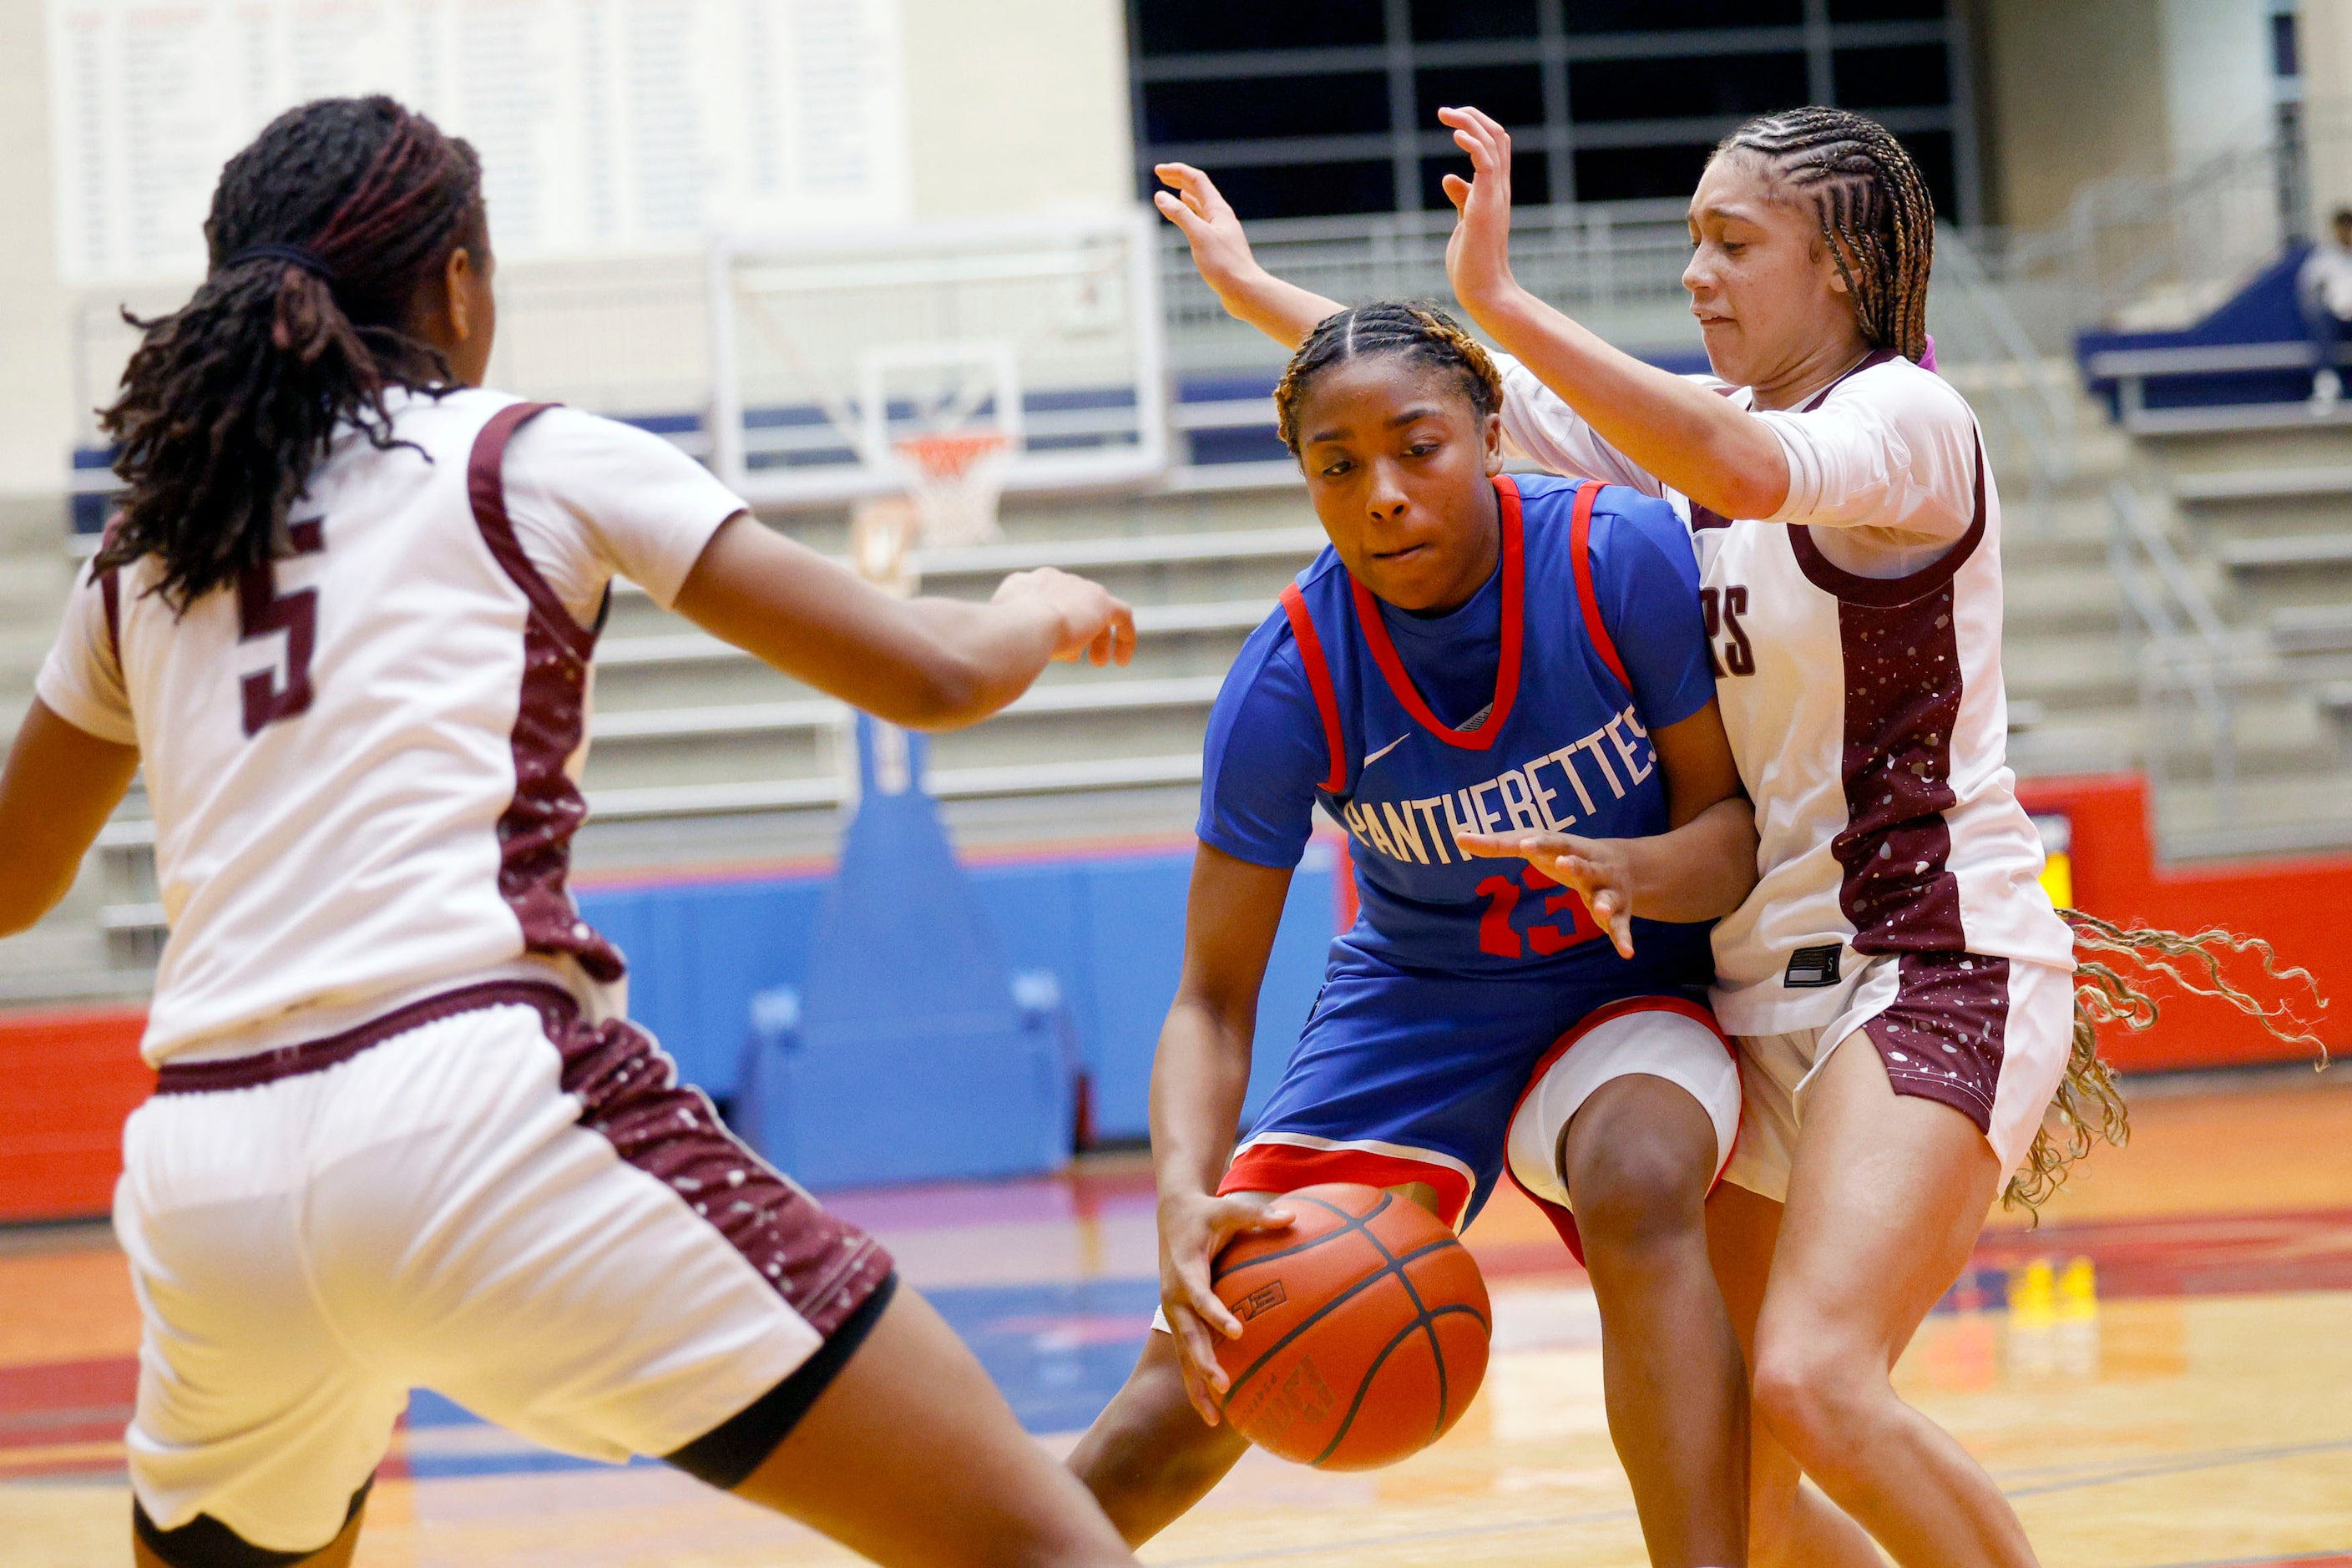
[240,518,324,736]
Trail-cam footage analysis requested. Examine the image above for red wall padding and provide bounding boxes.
[2020,773,2348,1070]
[0,1005,150,1222]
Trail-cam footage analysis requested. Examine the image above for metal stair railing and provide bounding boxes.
[2107,478,2246,827]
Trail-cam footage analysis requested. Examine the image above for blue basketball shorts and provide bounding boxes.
[1216,956,1741,1234]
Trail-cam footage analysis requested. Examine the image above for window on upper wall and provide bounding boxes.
[1560,0,1801,32]
[1411,0,1540,42]
[1141,73,1392,145]
[1136,0,1383,54]
[1424,151,1554,210]
[1833,43,1950,109]
[1198,161,1399,220]
[1574,143,1717,202]
[1126,0,1970,219]
[1827,0,1943,20]
[1416,65,1548,131]
[1899,129,1958,220]
[2274,10,2300,79]
[1569,53,1812,122]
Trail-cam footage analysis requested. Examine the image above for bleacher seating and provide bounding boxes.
[2077,248,2338,431]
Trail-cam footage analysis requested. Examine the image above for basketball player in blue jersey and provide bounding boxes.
[1067,303,1764,1566]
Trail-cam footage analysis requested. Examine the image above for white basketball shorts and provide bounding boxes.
[115,979,893,1555]
[1722,951,2076,1204]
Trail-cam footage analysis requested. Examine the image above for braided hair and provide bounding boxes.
[1273,301,1504,455]
[1717,107,1935,363]
[97,96,485,609]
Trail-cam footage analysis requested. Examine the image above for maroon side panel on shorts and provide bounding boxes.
[1863,952,2011,1131]
[549,1006,894,1336]
[467,402,625,984]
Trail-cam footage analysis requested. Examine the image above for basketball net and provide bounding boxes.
[898,430,1010,549]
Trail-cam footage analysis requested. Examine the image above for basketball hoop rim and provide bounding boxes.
[896,431,1013,483]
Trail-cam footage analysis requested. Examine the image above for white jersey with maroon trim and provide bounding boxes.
[36,388,746,1065]
[1496,350,2074,1035]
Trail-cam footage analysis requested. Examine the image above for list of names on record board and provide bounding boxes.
[46,0,912,286]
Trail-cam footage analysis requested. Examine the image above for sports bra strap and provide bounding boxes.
[1568,479,1634,696]
[1278,581,1350,795]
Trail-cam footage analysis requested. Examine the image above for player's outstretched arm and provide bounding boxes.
[1150,843,1299,1423]
[674,513,1135,732]
[1436,105,1793,520]
[1455,700,1757,955]
[0,701,140,938]
[1153,164,1342,350]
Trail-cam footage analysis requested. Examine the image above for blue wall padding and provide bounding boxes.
[575,840,1340,1154]
[579,879,824,1099]
[746,717,1072,1186]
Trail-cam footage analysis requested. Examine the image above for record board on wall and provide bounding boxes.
[45,0,913,286]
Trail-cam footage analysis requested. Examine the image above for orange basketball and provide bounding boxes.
[1210,1183,1491,1469]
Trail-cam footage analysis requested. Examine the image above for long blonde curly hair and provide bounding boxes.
[2006,910,2329,1216]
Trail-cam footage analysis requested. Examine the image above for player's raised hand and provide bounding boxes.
[1156,1189,1294,1424]
[1454,828,1639,959]
[1438,105,1521,313]
[1154,163,1260,296]
[990,567,1136,667]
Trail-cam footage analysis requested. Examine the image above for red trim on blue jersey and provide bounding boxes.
[1500,994,1737,1265]
[1349,473,1525,753]
[1219,1143,1474,1231]
[1566,480,1633,695]
[1278,582,1351,794]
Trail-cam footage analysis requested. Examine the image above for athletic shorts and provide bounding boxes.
[115,979,893,1555]
[1722,951,2076,1204]
[1218,961,1740,1230]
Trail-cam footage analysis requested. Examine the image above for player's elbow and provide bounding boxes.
[0,867,72,940]
[885,648,998,732]
[1688,426,1788,521]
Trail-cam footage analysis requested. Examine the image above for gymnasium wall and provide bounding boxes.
[903,0,1132,219]
[0,2,75,503]
[11,776,2347,1224]
[1971,0,2172,231]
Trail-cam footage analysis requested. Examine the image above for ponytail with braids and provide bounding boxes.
[1717,107,1935,364]
[97,95,485,609]
[1274,301,1503,455]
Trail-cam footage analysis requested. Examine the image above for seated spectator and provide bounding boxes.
[2298,207,2352,407]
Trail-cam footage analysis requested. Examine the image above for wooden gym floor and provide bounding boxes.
[5,1066,2350,1566]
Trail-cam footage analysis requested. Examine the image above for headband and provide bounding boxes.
[222,242,335,283]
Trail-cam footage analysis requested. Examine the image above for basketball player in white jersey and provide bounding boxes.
[0,97,1142,1568]
[1153,109,2115,1566]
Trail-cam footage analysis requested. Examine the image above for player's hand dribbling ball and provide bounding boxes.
[1209,1183,1490,1469]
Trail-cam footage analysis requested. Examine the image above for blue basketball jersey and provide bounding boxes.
[1200,473,1716,987]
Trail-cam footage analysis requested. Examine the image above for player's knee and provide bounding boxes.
[134,1484,368,1568]
[1563,1133,1708,1257]
[1748,1324,1880,1472]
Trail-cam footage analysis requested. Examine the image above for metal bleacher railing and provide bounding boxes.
[2108,478,2245,822]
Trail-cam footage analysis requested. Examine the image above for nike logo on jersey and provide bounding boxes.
[1363,734,1412,767]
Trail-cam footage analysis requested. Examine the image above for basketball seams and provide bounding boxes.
[1214,1190,1390,1277]
[1220,1192,1399,1403]
[1309,1312,1435,1466]
[1218,1188,1474,1424]
[1312,1301,1493,1466]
